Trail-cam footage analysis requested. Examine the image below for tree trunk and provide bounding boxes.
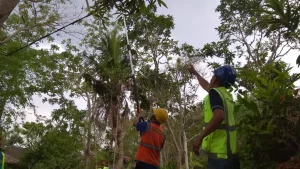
[178,151,182,169]
[166,120,182,168]
[0,0,20,28]
[160,151,163,167]
[84,93,97,169]
[116,125,124,169]
[0,97,7,119]
[183,131,189,169]
[84,123,91,169]
[0,98,6,148]
[116,101,130,169]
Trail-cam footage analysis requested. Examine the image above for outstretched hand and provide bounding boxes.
[192,137,203,156]
[188,64,197,75]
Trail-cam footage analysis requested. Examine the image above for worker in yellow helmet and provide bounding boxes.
[133,108,168,169]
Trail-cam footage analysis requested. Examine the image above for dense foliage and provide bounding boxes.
[0,0,299,169]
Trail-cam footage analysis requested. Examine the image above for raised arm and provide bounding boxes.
[188,64,210,92]
[133,113,141,127]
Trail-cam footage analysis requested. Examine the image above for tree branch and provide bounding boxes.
[277,42,290,57]
[269,30,282,63]
[166,120,180,152]
[233,16,256,64]
[0,21,55,45]
[85,0,90,11]
[0,27,24,44]
[187,133,201,142]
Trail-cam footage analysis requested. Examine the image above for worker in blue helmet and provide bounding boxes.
[188,64,240,169]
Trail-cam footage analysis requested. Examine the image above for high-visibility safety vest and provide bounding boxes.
[135,122,165,167]
[0,151,4,169]
[202,87,237,159]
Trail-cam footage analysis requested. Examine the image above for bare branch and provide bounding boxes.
[255,32,264,64]
[166,120,180,151]
[269,30,282,61]
[0,27,24,44]
[277,42,289,57]
[187,133,201,142]
[249,29,258,48]
[85,0,90,11]
[278,47,293,58]
[32,2,37,25]
[287,42,300,50]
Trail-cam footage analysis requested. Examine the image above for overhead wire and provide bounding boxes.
[5,13,92,56]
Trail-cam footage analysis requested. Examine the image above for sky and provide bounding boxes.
[22,0,300,122]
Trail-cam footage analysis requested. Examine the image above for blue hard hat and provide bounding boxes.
[213,65,236,87]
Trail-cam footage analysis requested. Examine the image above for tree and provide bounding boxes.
[80,23,132,169]
[258,0,300,66]
[236,62,300,169]
[0,0,79,45]
[258,0,300,40]
[20,117,84,169]
[91,0,167,18]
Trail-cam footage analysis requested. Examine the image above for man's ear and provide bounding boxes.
[212,77,222,87]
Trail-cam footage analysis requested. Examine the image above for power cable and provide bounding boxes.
[5,13,92,56]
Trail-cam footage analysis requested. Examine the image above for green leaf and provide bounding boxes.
[157,0,168,8]
[237,94,249,107]
[139,3,147,13]
[267,118,274,133]
[249,100,260,114]
[247,125,260,132]
[260,78,268,87]
[234,104,242,114]
[258,119,267,130]
[297,55,300,67]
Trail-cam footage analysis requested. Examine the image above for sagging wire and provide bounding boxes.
[5,13,92,56]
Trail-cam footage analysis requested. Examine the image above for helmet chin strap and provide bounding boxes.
[139,116,145,122]
[139,114,153,123]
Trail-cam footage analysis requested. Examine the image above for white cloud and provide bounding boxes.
[32,42,66,53]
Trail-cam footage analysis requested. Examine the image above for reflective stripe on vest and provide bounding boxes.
[140,142,162,151]
[202,87,237,159]
[139,125,165,152]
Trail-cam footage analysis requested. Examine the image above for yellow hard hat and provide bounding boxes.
[152,108,168,124]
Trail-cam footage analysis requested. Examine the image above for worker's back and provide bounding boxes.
[135,122,165,167]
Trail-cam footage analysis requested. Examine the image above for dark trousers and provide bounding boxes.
[208,157,241,169]
[135,161,158,169]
